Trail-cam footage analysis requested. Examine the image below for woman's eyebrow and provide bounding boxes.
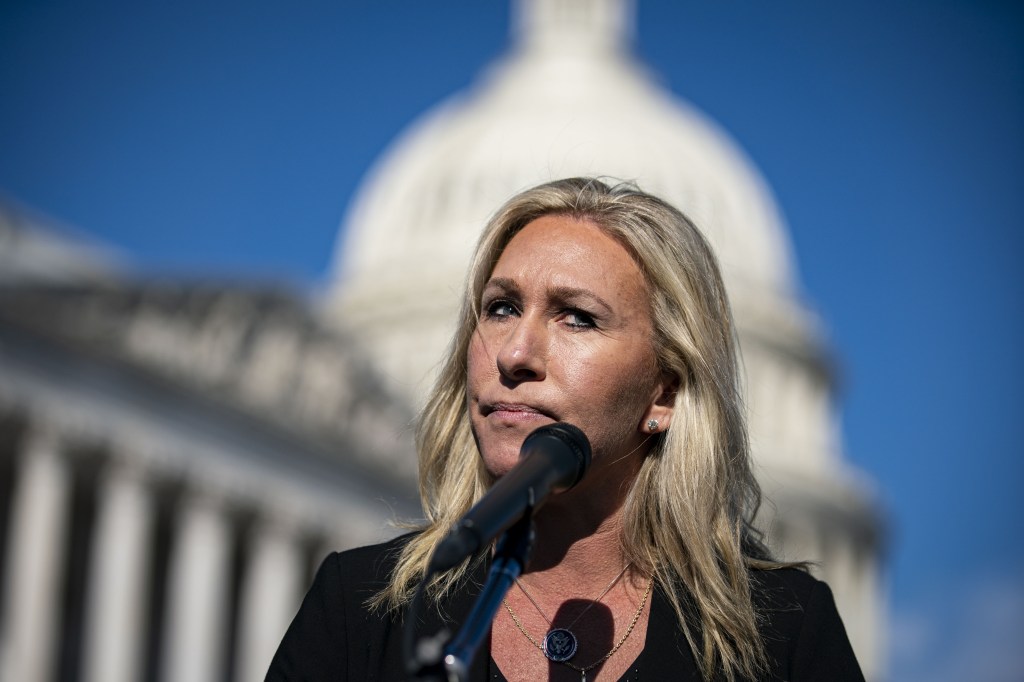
[547,285,613,314]
[484,278,613,313]
[482,277,519,294]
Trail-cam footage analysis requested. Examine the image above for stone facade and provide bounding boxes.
[0,220,418,680]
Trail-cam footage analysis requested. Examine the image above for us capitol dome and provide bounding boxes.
[328,0,884,675]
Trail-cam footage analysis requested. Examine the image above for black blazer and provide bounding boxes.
[267,534,864,681]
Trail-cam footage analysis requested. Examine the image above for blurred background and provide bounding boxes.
[0,1,1021,681]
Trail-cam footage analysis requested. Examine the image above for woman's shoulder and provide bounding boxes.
[749,566,865,680]
[266,533,419,680]
[319,531,418,595]
[750,565,823,608]
[749,565,839,631]
[331,531,417,574]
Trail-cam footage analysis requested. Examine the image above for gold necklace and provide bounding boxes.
[502,575,653,682]
[514,564,630,662]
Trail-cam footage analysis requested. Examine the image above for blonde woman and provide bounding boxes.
[268,178,863,681]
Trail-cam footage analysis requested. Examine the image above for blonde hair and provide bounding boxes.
[376,177,786,680]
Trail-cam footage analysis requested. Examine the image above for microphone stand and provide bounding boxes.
[443,509,534,680]
[407,509,535,682]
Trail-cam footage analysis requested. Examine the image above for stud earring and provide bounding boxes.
[646,419,659,433]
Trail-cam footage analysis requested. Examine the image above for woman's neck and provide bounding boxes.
[522,461,637,588]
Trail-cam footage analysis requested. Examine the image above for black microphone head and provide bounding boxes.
[522,422,592,490]
[428,422,591,573]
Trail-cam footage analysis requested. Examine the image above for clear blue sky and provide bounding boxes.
[1,2,1021,679]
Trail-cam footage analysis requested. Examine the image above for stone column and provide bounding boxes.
[235,518,304,682]
[81,462,154,682]
[0,429,70,682]
[854,547,882,681]
[160,492,232,682]
[821,528,852,613]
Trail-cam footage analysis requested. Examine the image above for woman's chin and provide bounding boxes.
[480,450,523,481]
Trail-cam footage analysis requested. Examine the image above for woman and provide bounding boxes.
[268,178,864,681]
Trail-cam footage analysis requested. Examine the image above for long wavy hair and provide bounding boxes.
[375,177,787,680]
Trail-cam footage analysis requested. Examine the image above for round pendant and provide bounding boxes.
[542,628,578,662]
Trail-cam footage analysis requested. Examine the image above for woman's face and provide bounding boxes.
[467,214,672,480]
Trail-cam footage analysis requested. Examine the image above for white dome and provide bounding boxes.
[331,9,797,308]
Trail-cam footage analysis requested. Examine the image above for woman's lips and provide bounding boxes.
[483,402,552,423]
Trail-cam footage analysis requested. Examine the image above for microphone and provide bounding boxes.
[427,422,591,573]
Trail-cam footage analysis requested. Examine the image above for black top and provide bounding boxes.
[266,534,864,681]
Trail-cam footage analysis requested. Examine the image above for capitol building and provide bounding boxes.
[0,1,884,680]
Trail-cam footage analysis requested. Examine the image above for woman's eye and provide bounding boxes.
[564,309,596,329]
[484,300,518,319]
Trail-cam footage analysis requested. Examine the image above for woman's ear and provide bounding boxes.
[640,373,678,434]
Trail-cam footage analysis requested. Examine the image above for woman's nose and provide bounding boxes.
[495,318,546,382]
